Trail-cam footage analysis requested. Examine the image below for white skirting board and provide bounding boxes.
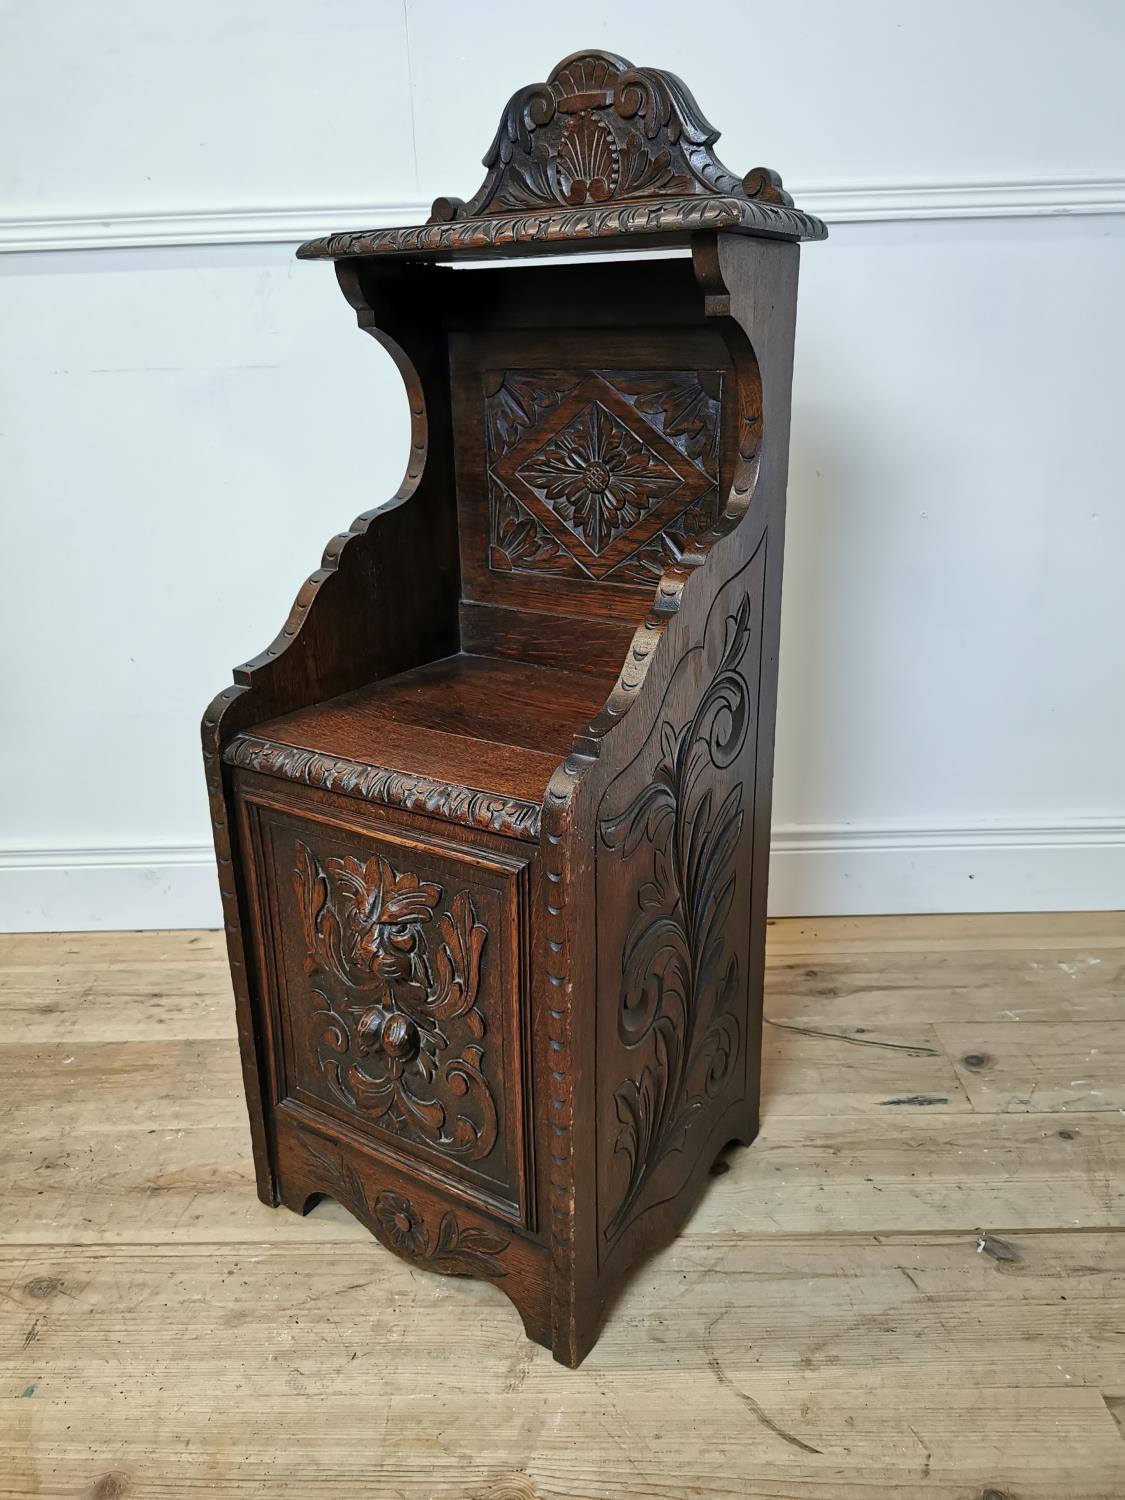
[767,822,1125,919]
[1,823,1122,932]
[0,846,225,934]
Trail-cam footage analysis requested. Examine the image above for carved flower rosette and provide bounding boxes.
[292,841,498,1162]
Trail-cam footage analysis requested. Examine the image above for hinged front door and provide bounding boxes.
[239,793,533,1226]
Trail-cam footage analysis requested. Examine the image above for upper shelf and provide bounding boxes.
[298,49,827,264]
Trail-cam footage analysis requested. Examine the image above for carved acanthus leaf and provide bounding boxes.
[224,735,541,840]
[297,195,827,261]
[598,590,756,1238]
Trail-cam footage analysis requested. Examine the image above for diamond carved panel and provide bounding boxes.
[484,369,723,585]
[516,402,682,557]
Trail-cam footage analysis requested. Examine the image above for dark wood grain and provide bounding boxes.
[204,49,819,1367]
[258,653,616,754]
[459,601,636,675]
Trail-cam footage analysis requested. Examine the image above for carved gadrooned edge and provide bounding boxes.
[225,734,542,841]
[298,194,825,261]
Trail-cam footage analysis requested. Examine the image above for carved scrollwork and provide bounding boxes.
[293,840,498,1161]
[444,51,790,222]
[598,591,756,1238]
[297,51,826,262]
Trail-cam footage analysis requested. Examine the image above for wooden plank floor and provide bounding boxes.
[1,915,1124,1498]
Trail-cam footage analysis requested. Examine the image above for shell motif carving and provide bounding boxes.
[557,110,621,205]
[429,50,795,223]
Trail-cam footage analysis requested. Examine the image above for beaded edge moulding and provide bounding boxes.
[297,49,827,261]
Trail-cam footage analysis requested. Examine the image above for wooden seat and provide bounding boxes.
[225,653,616,834]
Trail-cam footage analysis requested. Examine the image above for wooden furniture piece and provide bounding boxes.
[202,49,825,1367]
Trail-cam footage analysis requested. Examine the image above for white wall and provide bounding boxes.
[1,0,1123,929]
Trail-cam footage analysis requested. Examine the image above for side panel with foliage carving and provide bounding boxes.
[593,543,766,1247]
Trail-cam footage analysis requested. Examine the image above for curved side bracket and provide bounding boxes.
[203,261,456,758]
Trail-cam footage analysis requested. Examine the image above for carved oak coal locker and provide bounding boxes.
[202,50,825,1366]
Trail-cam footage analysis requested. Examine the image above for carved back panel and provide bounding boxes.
[484,366,722,587]
[449,257,742,639]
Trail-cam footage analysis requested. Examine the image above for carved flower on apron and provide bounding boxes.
[374,1191,428,1256]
